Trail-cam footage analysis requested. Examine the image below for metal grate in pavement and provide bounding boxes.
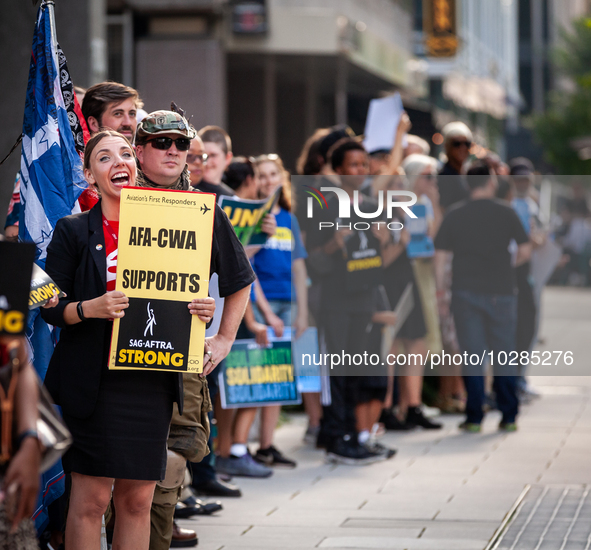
[491,485,591,550]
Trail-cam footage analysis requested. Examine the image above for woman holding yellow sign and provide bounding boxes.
[41,130,215,550]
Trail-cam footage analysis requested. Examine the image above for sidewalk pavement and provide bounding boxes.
[180,288,591,550]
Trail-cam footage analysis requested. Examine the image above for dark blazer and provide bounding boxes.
[41,201,183,419]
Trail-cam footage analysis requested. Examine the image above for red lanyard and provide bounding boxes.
[102,216,118,244]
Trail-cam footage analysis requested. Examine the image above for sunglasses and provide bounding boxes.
[148,137,191,152]
[452,140,472,149]
[186,153,209,163]
[252,153,280,162]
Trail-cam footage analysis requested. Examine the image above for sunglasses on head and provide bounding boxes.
[148,137,191,152]
[253,153,280,162]
[186,153,208,163]
[452,140,472,149]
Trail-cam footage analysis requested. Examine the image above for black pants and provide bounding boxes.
[319,311,372,445]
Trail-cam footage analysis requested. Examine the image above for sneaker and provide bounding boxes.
[326,436,384,465]
[303,425,320,445]
[216,452,273,478]
[380,409,413,431]
[420,404,441,418]
[499,422,518,432]
[405,406,443,430]
[254,445,297,468]
[458,421,481,433]
[364,440,396,459]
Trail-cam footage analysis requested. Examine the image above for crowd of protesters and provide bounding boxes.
[1,79,573,549]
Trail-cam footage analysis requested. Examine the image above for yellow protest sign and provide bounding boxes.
[109,187,216,373]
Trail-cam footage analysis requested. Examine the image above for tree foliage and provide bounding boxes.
[533,18,591,174]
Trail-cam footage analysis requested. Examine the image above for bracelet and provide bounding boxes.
[77,301,86,321]
[16,429,39,449]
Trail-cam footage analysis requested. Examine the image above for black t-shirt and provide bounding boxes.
[312,195,383,312]
[193,180,235,201]
[434,198,528,295]
[192,189,255,297]
[438,163,469,210]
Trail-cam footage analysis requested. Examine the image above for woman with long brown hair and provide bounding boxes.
[251,155,317,462]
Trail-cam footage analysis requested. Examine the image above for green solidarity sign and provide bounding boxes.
[219,338,301,409]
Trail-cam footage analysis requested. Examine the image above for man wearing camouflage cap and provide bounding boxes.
[135,107,256,550]
[135,109,196,190]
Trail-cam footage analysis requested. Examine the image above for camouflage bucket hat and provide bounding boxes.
[136,110,197,141]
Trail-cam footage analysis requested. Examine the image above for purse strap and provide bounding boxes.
[0,347,22,464]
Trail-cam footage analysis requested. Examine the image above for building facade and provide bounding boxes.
[103,0,417,165]
[1,0,529,225]
[412,0,520,157]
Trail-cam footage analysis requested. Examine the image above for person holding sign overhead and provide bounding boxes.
[41,130,216,550]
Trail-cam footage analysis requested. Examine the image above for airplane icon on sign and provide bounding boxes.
[200,204,211,215]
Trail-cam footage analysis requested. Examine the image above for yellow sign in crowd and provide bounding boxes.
[109,188,216,374]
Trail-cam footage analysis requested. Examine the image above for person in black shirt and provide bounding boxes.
[135,111,255,549]
[311,139,394,464]
[434,161,531,432]
[438,122,472,211]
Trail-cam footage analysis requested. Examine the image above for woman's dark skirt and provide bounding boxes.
[62,368,174,481]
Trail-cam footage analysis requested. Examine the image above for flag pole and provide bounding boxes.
[41,0,58,54]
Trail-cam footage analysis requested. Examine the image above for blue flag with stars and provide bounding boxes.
[19,3,86,259]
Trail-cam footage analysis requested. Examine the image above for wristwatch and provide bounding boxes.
[77,301,86,321]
